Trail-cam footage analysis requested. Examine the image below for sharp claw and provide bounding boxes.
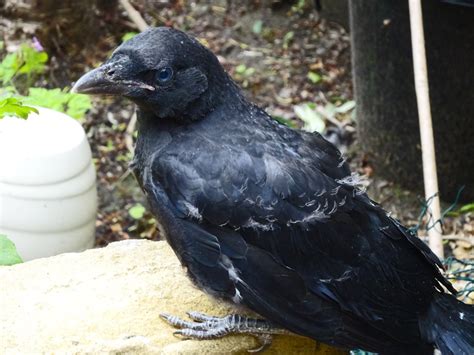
[160,313,202,330]
[160,313,171,320]
[160,312,181,326]
[162,311,283,344]
[248,334,273,353]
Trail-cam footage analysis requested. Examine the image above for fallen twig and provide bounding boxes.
[119,0,149,32]
[119,0,147,156]
[125,110,137,154]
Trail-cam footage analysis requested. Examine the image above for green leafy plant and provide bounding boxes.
[307,71,321,84]
[448,202,474,217]
[0,53,20,84]
[16,44,48,77]
[283,31,294,49]
[291,0,307,14]
[272,115,297,128]
[235,64,255,77]
[127,203,157,238]
[0,90,91,121]
[234,64,256,88]
[0,235,23,266]
[0,97,38,119]
[458,203,474,214]
[129,203,146,220]
[0,44,48,85]
[23,88,91,120]
[122,32,138,42]
[0,42,91,120]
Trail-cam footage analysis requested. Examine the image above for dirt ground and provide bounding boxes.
[1,0,472,299]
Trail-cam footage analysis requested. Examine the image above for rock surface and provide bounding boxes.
[0,240,345,354]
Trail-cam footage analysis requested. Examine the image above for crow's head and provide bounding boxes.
[73,27,233,120]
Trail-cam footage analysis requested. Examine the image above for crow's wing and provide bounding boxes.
[150,127,452,349]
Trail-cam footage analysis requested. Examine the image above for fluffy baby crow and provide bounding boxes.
[73,27,474,354]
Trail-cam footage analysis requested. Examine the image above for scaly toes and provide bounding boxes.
[160,310,280,349]
[161,311,233,339]
[186,311,221,323]
[174,326,230,339]
[160,313,207,330]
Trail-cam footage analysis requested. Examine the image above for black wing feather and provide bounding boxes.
[144,109,451,351]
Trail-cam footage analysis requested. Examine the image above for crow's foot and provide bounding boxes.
[160,311,288,352]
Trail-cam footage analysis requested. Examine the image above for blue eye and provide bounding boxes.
[157,67,173,83]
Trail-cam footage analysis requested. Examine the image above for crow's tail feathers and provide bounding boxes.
[419,292,474,354]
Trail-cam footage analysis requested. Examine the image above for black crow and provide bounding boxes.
[73,27,474,354]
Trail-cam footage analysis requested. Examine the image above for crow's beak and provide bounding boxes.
[72,63,129,95]
[72,55,157,95]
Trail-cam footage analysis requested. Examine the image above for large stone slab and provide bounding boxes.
[0,240,344,354]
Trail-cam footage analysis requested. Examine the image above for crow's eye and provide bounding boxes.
[157,67,173,83]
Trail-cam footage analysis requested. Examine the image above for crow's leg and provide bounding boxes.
[160,311,289,352]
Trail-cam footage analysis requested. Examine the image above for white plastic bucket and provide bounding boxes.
[0,106,97,261]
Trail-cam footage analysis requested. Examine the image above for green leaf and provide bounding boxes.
[0,86,17,96]
[66,93,92,119]
[0,235,23,266]
[294,103,326,133]
[459,203,474,214]
[291,0,307,13]
[244,67,255,76]
[235,64,247,74]
[283,31,294,49]
[252,20,263,35]
[0,97,38,119]
[0,53,20,84]
[272,115,297,128]
[122,32,138,42]
[129,203,146,220]
[235,64,255,78]
[24,88,68,112]
[17,44,48,76]
[22,88,90,119]
[0,44,48,85]
[307,71,321,84]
